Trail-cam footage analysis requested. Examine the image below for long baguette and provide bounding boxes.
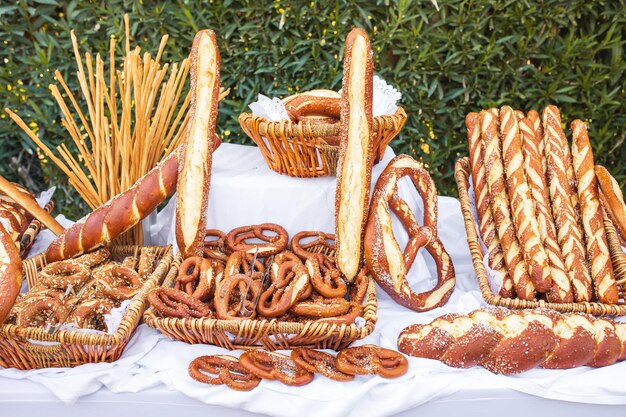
[595,165,626,246]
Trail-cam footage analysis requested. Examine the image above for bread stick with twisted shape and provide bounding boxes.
[571,121,618,304]
[595,165,626,246]
[543,106,593,301]
[364,154,455,311]
[526,110,546,175]
[0,223,23,323]
[335,28,374,283]
[519,118,573,303]
[466,112,513,298]
[481,109,535,300]
[176,30,221,258]
[500,106,551,292]
[398,307,626,374]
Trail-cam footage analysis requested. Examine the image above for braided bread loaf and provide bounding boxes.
[398,307,626,374]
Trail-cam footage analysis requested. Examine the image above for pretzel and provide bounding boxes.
[15,296,67,327]
[519,117,573,302]
[39,260,91,289]
[335,28,374,283]
[291,348,354,381]
[284,89,341,125]
[137,247,157,280]
[289,297,351,318]
[175,257,218,302]
[257,264,309,318]
[335,345,408,379]
[226,223,288,256]
[225,250,266,278]
[595,165,626,246]
[68,298,115,331]
[94,265,142,301]
[239,350,314,386]
[189,355,261,391]
[214,273,261,320]
[291,230,336,272]
[76,247,111,268]
[543,105,593,301]
[175,30,221,258]
[398,308,626,374]
[571,120,618,304]
[203,229,228,260]
[148,287,212,319]
[0,223,23,323]
[305,258,347,298]
[0,204,28,236]
[364,154,455,311]
[481,108,535,300]
[465,112,513,298]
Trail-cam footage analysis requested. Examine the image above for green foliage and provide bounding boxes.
[1,0,625,218]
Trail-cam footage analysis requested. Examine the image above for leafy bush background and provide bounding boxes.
[1,0,625,219]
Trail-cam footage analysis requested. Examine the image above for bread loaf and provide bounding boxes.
[0,223,23,323]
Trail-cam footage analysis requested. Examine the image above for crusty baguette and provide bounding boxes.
[175,29,221,259]
[335,28,374,283]
[595,165,626,246]
[465,112,513,298]
[519,117,573,303]
[543,105,593,301]
[571,121,618,304]
[0,223,23,323]
[500,106,551,292]
[481,108,535,300]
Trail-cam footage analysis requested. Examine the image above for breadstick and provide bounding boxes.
[543,105,593,301]
[519,118,572,302]
[481,109,535,300]
[500,106,551,292]
[175,30,221,258]
[526,110,546,175]
[595,165,626,245]
[465,112,513,298]
[571,120,618,304]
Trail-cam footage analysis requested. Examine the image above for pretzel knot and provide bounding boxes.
[305,258,347,298]
[226,223,288,256]
[189,355,261,391]
[336,345,409,379]
[257,262,310,318]
[68,298,115,331]
[95,265,142,301]
[225,251,266,278]
[291,231,336,272]
[39,260,90,289]
[214,273,261,320]
[203,229,229,261]
[148,287,212,319]
[239,350,314,386]
[175,256,219,302]
[74,248,111,268]
[16,296,67,327]
[291,348,354,381]
[364,154,456,312]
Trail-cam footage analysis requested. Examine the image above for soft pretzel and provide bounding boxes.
[481,108,535,300]
[257,262,309,318]
[203,229,228,260]
[137,247,157,280]
[189,355,261,391]
[305,257,347,298]
[284,89,341,124]
[39,260,91,289]
[595,165,626,245]
[175,256,216,302]
[0,223,23,323]
[465,112,513,298]
[519,117,573,303]
[291,348,354,381]
[15,296,67,328]
[214,273,261,320]
[335,345,408,379]
[335,28,374,283]
[148,287,212,319]
[175,29,221,258]
[67,298,115,331]
[291,230,336,272]
[226,223,288,256]
[398,308,626,374]
[543,105,593,301]
[94,265,142,301]
[364,154,455,312]
[239,350,314,386]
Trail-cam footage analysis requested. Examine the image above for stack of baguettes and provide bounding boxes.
[466,104,626,304]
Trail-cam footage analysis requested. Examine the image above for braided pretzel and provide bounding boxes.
[398,307,626,374]
[148,287,212,319]
[39,260,91,289]
[16,296,67,327]
[225,250,266,278]
[291,231,336,272]
[239,350,314,386]
[214,273,261,320]
[94,265,142,301]
[203,229,229,260]
[226,223,288,256]
[364,154,455,312]
[291,348,354,381]
[335,345,408,379]
[189,355,261,391]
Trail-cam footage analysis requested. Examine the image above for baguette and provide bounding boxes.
[595,165,626,246]
[0,223,23,323]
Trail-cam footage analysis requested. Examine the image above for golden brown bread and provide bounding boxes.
[0,223,23,324]
[595,165,626,246]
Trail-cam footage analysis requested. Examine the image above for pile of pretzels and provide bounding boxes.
[148,224,370,325]
[466,105,624,304]
[188,345,408,391]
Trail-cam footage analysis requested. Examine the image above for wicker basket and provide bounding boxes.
[0,245,173,369]
[144,248,378,351]
[455,157,626,316]
[238,107,406,177]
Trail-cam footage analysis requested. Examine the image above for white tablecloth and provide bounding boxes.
[3,143,626,416]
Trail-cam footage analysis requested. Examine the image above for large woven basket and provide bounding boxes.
[144,247,378,351]
[0,245,173,369]
[455,157,626,316]
[238,107,406,177]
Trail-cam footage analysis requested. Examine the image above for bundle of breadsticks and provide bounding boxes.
[466,105,625,304]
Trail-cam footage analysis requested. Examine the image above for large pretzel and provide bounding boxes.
[364,154,455,312]
[226,223,288,256]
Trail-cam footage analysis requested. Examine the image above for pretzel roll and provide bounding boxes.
[571,121,618,304]
[465,112,513,298]
[519,117,573,303]
[595,165,626,245]
[481,109,535,300]
[335,28,374,283]
[0,223,23,323]
[543,105,593,301]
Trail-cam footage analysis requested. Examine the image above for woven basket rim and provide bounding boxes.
[455,156,626,316]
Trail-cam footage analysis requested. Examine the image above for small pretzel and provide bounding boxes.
[203,229,229,261]
[257,270,310,318]
[305,258,347,298]
[225,251,265,278]
[148,287,212,319]
[75,247,111,268]
[95,265,142,301]
[226,223,288,256]
[68,298,115,331]
[16,296,67,327]
[137,247,157,280]
[291,231,336,272]
[214,273,261,320]
[291,348,354,381]
[239,350,314,386]
[39,260,91,289]
[289,297,350,318]
[335,345,408,379]
[189,355,261,391]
